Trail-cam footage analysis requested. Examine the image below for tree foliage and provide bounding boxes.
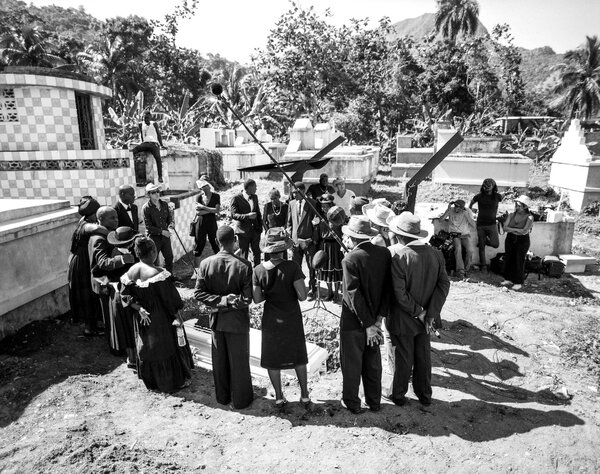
[434,0,480,42]
[553,35,600,120]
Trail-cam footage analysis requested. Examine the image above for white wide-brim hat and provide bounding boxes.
[387,212,429,239]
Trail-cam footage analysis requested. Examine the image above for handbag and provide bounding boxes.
[189,216,202,237]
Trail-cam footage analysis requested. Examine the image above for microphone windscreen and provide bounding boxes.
[312,250,328,270]
[211,83,223,96]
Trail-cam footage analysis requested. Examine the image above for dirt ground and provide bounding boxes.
[1,171,600,473]
[1,260,599,473]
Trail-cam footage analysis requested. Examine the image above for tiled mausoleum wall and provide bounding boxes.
[0,150,135,205]
[0,72,111,153]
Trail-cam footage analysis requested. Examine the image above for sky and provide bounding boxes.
[27,0,600,63]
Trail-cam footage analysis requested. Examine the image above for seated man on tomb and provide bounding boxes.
[439,199,476,278]
[133,112,165,183]
[142,183,175,276]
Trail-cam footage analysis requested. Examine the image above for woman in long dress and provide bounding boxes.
[252,228,309,409]
[500,195,534,291]
[121,237,193,392]
[193,179,220,267]
[317,205,345,301]
[67,196,105,336]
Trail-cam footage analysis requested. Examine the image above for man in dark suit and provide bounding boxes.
[287,182,320,299]
[230,179,263,266]
[88,207,135,356]
[194,225,254,409]
[113,184,139,231]
[386,212,450,406]
[340,215,391,414]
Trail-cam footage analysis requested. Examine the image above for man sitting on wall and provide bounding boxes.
[133,112,165,183]
[439,199,476,278]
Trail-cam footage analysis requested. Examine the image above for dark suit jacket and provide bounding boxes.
[230,193,263,234]
[194,251,253,333]
[340,241,392,331]
[114,201,139,232]
[388,241,450,336]
[88,230,129,293]
[287,198,319,243]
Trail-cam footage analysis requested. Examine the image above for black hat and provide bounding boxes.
[78,197,100,217]
[107,226,141,247]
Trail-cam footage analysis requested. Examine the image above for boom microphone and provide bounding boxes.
[211,83,224,96]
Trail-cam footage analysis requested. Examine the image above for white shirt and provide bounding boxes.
[142,122,159,143]
[243,192,254,211]
[333,190,356,216]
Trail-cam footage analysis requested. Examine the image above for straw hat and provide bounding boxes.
[342,215,378,239]
[371,198,391,208]
[515,195,532,209]
[259,227,293,253]
[363,203,394,228]
[386,212,429,239]
[107,226,141,247]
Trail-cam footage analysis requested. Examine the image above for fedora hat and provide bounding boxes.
[363,203,394,228]
[371,198,391,208]
[515,195,532,209]
[107,226,141,247]
[259,227,293,253]
[342,215,378,239]
[387,212,429,239]
[327,206,346,226]
[145,182,162,194]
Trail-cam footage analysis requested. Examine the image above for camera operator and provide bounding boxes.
[440,199,476,278]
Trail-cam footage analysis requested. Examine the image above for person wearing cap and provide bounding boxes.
[363,203,395,248]
[121,237,193,392]
[332,177,355,216]
[230,179,263,267]
[89,207,136,356]
[68,196,106,337]
[193,178,221,268]
[387,212,450,407]
[439,199,476,278]
[114,185,139,232]
[132,112,165,183]
[317,205,345,301]
[252,227,310,409]
[307,173,335,201]
[469,178,503,271]
[500,195,534,291]
[142,183,175,275]
[339,215,392,414]
[287,182,321,300]
[194,225,254,409]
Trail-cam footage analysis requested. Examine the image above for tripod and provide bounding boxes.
[302,278,339,319]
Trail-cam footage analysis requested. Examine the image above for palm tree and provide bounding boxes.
[434,0,480,42]
[0,25,65,67]
[552,36,600,120]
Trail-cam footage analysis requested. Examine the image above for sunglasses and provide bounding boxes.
[148,190,159,195]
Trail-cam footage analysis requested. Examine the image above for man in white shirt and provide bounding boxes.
[332,177,356,216]
[133,112,165,183]
[439,199,476,277]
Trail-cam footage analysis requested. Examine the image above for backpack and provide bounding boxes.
[489,252,505,275]
[542,256,565,278]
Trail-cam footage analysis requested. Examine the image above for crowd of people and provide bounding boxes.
[67,173,534,412]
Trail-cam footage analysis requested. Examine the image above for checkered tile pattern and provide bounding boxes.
[92,96,106,148]
[171,194,198,261]
[0,150,136,205]
[0,86,79,152]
